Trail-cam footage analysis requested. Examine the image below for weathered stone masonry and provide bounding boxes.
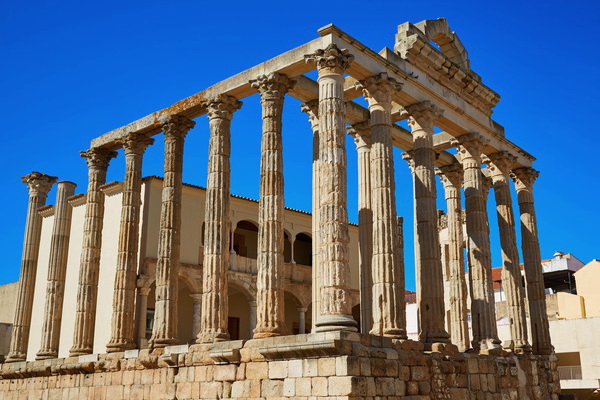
[3,18,558,399]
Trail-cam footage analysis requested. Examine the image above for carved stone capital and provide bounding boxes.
[161,115,196,140]
[347,121,371,149]
[305,44,354,73]
[451,132,489,162]
[483,151,517,181]
[22,172,58,197]
[204,94,242,121]
[406,100,444,131]
[510,167,539,190]
[401,151,415,173]
[300,100,319,131]
[117,133,155,156]
[436,162,463,188]
[138,287,151,297]
[482,174,493,196]
[250,72,296,100]
[80,148,118,169]
[355,73,402,105]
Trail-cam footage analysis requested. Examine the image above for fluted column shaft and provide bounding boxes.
[454,133,501,353]
[357,73,405,338]
[300,100,321,332]
[198,94,242,343]
[107,133,154,352]
[190,294,202,339]
[305,44,357,332]
[407,101,449,344]
[437,164,470,352]
[37,181,77,359]
[349,123,373,334]
[7,172,57,362]
[70,148,117,356]
[150,116,195,348]
[486,153,530,353]
[511,167,553,355]
[250,73,295,338]
[396,216,406,332]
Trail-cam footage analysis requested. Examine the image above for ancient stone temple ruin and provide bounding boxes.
[1,19,560,399]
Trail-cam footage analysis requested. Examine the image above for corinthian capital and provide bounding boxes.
[300,100,319,131]
[347,121,371,149]
[406,100,444,131]
[305,44,354,73]
[80,147,118,169]
[250,72,296,100]
[161,115,196,140]
[355,73,403,105]
[117,132,155,156]
[483,151,517,181]
[451,132,489,162]
[510,167,539,190]
[436,162,463,188]
[204,94,242,121]
[401,151,415,173]
[22,172,58,197]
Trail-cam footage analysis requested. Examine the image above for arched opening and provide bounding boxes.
[228,284,253,340]
[284,291,302,334]
[294,233,312,266]
[233,220,259,259]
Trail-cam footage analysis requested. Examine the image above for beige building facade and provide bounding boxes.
[1,19,560,399]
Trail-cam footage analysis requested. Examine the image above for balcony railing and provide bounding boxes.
[557,365,582,380]
[229,255,312,283]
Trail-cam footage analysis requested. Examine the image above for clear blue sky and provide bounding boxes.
[1,0,598,289]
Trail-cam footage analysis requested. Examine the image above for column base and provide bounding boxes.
[5,352,26,363]
[69,346,93,357]
[253,326,287,339]
[419,330,451,345]
[149,337,179,349]
[196,330,230,344]
[474,338,503,355]
[35,350,57,360]
[106,339,137,353]
[315,314,358,332]
[369,326,407,339]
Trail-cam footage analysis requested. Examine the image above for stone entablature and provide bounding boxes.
[0,332,559,399]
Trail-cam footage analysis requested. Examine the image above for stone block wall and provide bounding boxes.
[0,332,559,399]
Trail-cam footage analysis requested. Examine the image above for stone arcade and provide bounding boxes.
[1,19,559,399]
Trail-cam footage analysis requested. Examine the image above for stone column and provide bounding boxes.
[249,301,257,338]
[298,307,307,334]
[511,167,553,355]
[190,293,202,339]
[250,73,295,338]
[396,216,407,332]
[305,44,357,332]
[453,133,501,353]
[485,152,531,353]
[348,122,373,334]
[406,101,449,344]
[107,132,154,353]
[70,148,117,356]
[197,94,242,343]
[300,100,320,332]
[436,163,470,352]
[150,115,195,348]
[136,287,151,348]
[6,172,57,362]
[36,180,77,360]
[356,73,405,338]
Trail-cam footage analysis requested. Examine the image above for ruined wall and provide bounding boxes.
[0,332,559,399]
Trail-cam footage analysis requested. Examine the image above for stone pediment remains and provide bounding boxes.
[395,18,500,116]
